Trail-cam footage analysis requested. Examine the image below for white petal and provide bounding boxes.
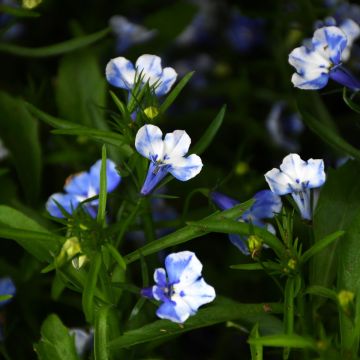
[165,251,202,286]
[264,168,293,195]
[155,67,178,96]
[302,158,326,188]
[280,154,307,184]
[135,54,162,85]
[156,298,191,323]
[168,154,203,181]
[106,57,136,89]
[135,124,164,161]
[174,277,216,313]
[163,130,191,160]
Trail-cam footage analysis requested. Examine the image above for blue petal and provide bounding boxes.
[329,65,360,91]
[89,159,121,194]
[211,191,240,211]
[140,286,154,299]
[152,285,168,302]
[64,172,91,197]
[156,298,191,323]
[168,154,203,181]
[155,67,178,96]
[248,190,282,220]
[135,124,164,161]
[0,277,15,308]
[154,268,167,286]
[165,251,202,286]
[140,162,170,196]
[46,193,80,218]
[228,234,250,255]
[105,57,136,89]
[291,189,312,220]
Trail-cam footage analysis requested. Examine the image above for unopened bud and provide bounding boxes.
[338,290,355,311]
[144,106,159,119]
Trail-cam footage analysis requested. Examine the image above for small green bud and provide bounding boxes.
[338,290,355,310]
[144,106,159,119]
[287,258,297,271]
[235,162,249,176]
[248,235,263,258]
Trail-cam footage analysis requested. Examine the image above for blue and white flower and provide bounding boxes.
[264,153,326,220]
[314,17,360,61]
[266,101,304,152]
[109,15,156,54]
[46,159,121,219]
[211,190,282,255]
[106,54,177,96]
[289,26,360,90]
[69,328,93,358]
[135,124,203,195]
[141,251,216,323]
[0,277,15,308]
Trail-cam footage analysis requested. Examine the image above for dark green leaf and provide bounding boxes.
[0,4,40,17]
[248,334,316,349]
[0,27,110,57]
[343,87,360,114]
[191,105,226,155]
[230,262,280,271]
[108,297,283,350]
[97,146,107,225]
[0,92,41,203]
[34,314,80,360]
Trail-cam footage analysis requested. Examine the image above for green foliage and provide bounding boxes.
[34,314,80,360]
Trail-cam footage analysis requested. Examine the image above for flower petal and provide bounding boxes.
[291,71,329,90]
[156,298,191,323]
[174,277,216,313]
[165,251,202,286]
[228,234,250,255]
[89,159,121,194]
[264,168,293,195]
[211,191,240,211]
[64,172,91,196]
[301,158,326,188]
[168,154,203,181]
[154,267,167,286]
[135,124,164,161]
[106,57,136,89]
[163,130,191,160]
[312,26,347,64]
[155,67,178,96]
[140,162,169,196]
[46,193,80,218]
[135,54,162,85]
[249,190,282,219]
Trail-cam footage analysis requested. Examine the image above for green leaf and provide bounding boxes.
[0,27,110,57]
[299,109,360,160]
[56,50,108,128]
[124,201,253,264]
[343,87,360,114]
[108,297,283,351]
[248,334,316,349]
[97,146,107,225]
[304,286,338,302]
[159,72,194,113]
[94,306,110,360]
[26,103,133,157]
[300,230,345,263]
[249,323,263,360]
[34,314,80,360]
[191,105,226,155]
[0,205,62,262]
[0,92,41,204]
[0,294,13,302]
[82,253,102,323]
[230,262,280,271]
[188,218,286,258]
[0,4,40,17]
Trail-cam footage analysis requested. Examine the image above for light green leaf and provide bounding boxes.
[108,297,283,351]
[0,92,41,204]
[34,314,80,360]
[304,286,338,302]
[0,27,110,57]
[248,334,316,349]
[249,323,263,360]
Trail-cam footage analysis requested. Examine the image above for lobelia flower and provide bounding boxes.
[314,17,360,61]
[109,15,156,54]
[211,190,282,255]
[266,101,304,152]
[106,54,177,96]
[264,153,326,220]
[0,277,16,308]
[135,124,203,196]
[289,26,360,90]
[46,159,121,219]
[141,251,216,323]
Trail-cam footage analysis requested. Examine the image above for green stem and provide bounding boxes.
[283,277,295,360]
[94,305,110,360]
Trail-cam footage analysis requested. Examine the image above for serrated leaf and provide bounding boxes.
[0,27,110,57]
[0,92,41,204]
[34,314,80,360]
[108,297,283,351]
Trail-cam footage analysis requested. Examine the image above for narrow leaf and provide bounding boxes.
[343,87,360,114]
[97,146,107,225]
[248,334,316,349]
[249,323,263,360]
[0,28,110,57]
[304,286,338,302]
